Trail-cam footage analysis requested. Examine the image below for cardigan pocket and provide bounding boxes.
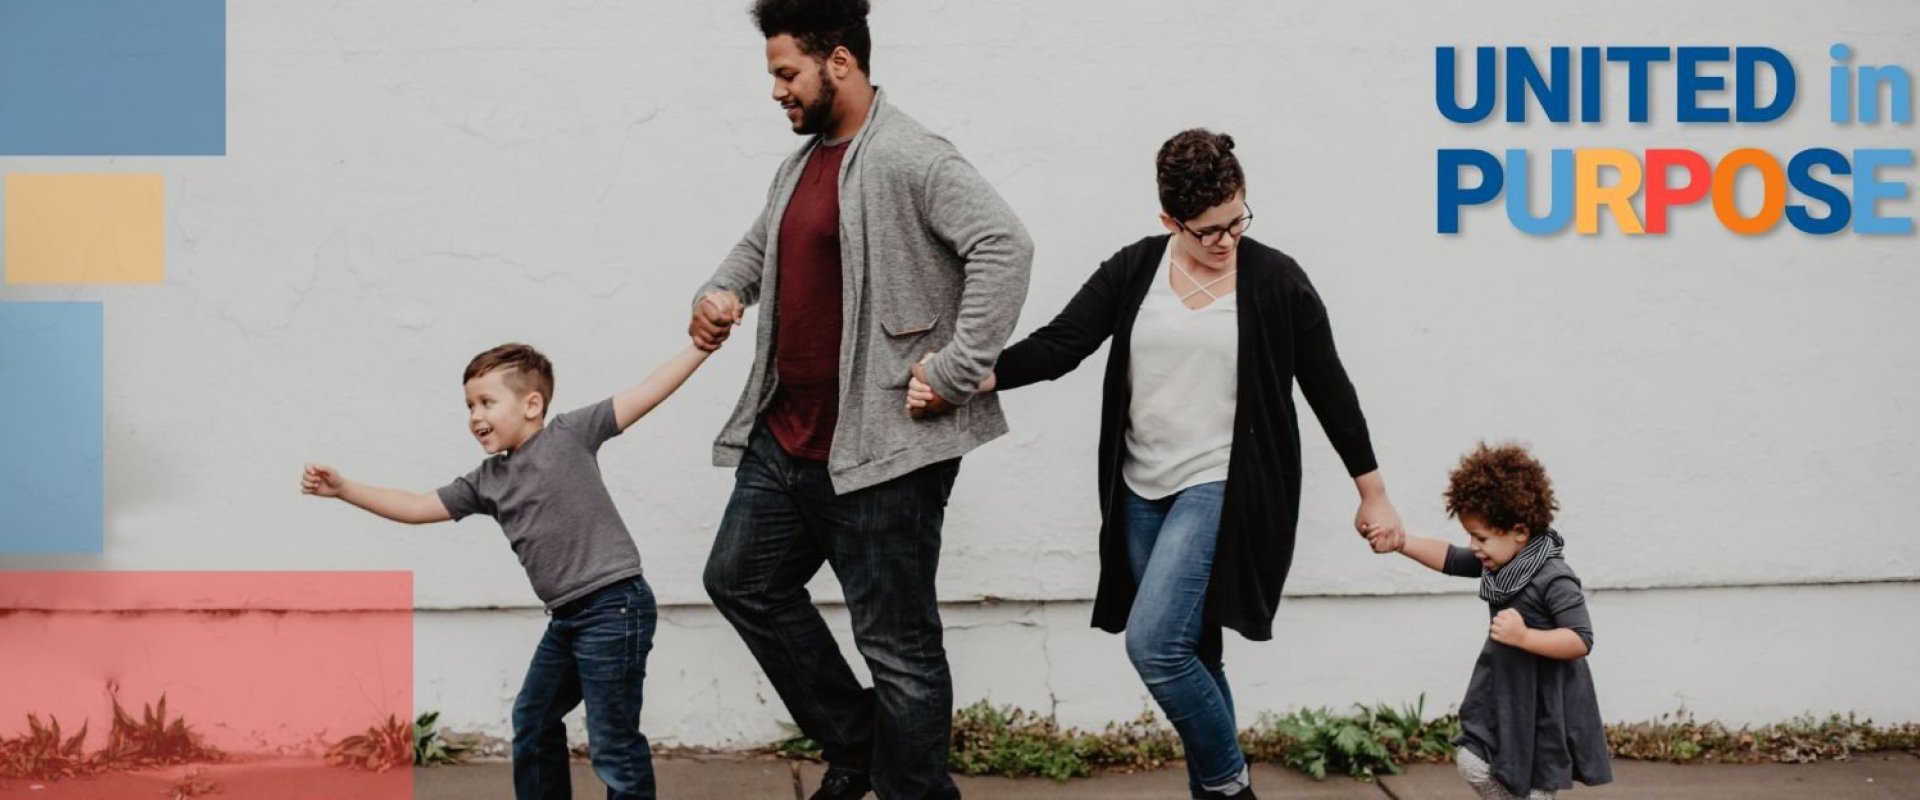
[876,312,944,390]
[881,313,940,338]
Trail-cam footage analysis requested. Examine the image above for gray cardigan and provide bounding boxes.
[696,89,1034,493]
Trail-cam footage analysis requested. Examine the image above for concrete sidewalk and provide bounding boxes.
[411,752,1920,799]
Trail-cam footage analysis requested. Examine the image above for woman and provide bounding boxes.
[909,129,1407,799]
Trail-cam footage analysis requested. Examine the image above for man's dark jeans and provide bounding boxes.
[705,423,962,800]
[512,576,658,800]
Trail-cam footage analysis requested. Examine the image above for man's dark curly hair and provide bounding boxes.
[752,0,872,74]
[1445,442,1558,534]
[1156,129,1245,222]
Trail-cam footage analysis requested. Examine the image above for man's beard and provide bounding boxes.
[794,67,839,135]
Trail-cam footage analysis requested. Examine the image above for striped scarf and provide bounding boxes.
[1480,528,1564,605]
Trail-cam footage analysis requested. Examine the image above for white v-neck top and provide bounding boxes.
[1122,246,1239,500]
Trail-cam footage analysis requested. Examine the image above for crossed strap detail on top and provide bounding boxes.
[1174,260,1237,303]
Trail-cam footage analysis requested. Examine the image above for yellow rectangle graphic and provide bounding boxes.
[4,173,165,284]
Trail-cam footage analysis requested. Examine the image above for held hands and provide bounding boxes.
[1354,496,1406,554]
[904,353,998,420]
[905,354,953,420]
[690,291,744,352]
[1489,608,1530,648]
[302,464,346,498]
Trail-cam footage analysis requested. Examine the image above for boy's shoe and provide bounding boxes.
[1195,786,1258,800]
[809,766,872,800]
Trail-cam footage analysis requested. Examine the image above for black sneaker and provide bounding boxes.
[809,766,872,800]
[1195,786,1258,800]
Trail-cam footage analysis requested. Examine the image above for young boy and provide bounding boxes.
[302,341,710,800]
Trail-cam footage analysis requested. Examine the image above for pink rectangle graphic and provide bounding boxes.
[0,572,413,798]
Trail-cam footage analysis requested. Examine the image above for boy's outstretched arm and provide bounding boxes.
[612,343,713,432]
[303,464,451,524]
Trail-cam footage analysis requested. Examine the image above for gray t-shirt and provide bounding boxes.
[437,398,645,609]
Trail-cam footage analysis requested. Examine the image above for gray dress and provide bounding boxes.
[1443,546,1614,796]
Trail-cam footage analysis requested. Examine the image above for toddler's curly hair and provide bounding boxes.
[1445,442,1557,534]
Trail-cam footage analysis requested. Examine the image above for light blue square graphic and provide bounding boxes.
[0,0,225,156]
[0,302,104,553]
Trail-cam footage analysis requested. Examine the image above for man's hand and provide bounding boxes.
[690,291,744,351]
[302,464,346,498]
[1489,608,1530,648]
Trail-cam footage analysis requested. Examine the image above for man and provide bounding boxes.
[689,1,1032,798]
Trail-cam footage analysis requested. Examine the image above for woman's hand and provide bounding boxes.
[906,359,954,419]
[905,354,995,419]
[1354,494,1406,554]
[906,373,938,413]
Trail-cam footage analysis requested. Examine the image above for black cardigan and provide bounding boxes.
[995,235,1377,641]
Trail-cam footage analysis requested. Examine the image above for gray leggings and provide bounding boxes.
[1456,748,1557,800]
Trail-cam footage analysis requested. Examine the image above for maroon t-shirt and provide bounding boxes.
[766,140,849,460]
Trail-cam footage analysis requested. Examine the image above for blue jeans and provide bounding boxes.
[704,422,962,800]
[1121,481,1245,794]
[512,576,658,800]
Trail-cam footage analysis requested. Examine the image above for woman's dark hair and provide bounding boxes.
[752,0,872,74]
[1156,129,1245,222]
[1445,442,1558,534]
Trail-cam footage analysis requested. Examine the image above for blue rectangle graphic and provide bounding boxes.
[0,0,226,156]
[0,302,104,553]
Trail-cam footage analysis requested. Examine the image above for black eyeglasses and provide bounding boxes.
[1177,203,1254,246]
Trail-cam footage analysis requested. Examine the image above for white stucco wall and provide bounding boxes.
[3,0,1917,748]
[410,582,1920,748]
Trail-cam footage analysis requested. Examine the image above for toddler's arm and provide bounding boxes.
[1396,535,1483,577]
[302,464,452,525]
[1396,535,1450,572]
[1490,608,1592,659]
[1490,576,1594,659]
[612,343,713,432]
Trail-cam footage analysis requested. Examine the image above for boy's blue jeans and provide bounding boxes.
[1120,481,1247,795]
[512,576,658,800]
[703,422,962,800]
